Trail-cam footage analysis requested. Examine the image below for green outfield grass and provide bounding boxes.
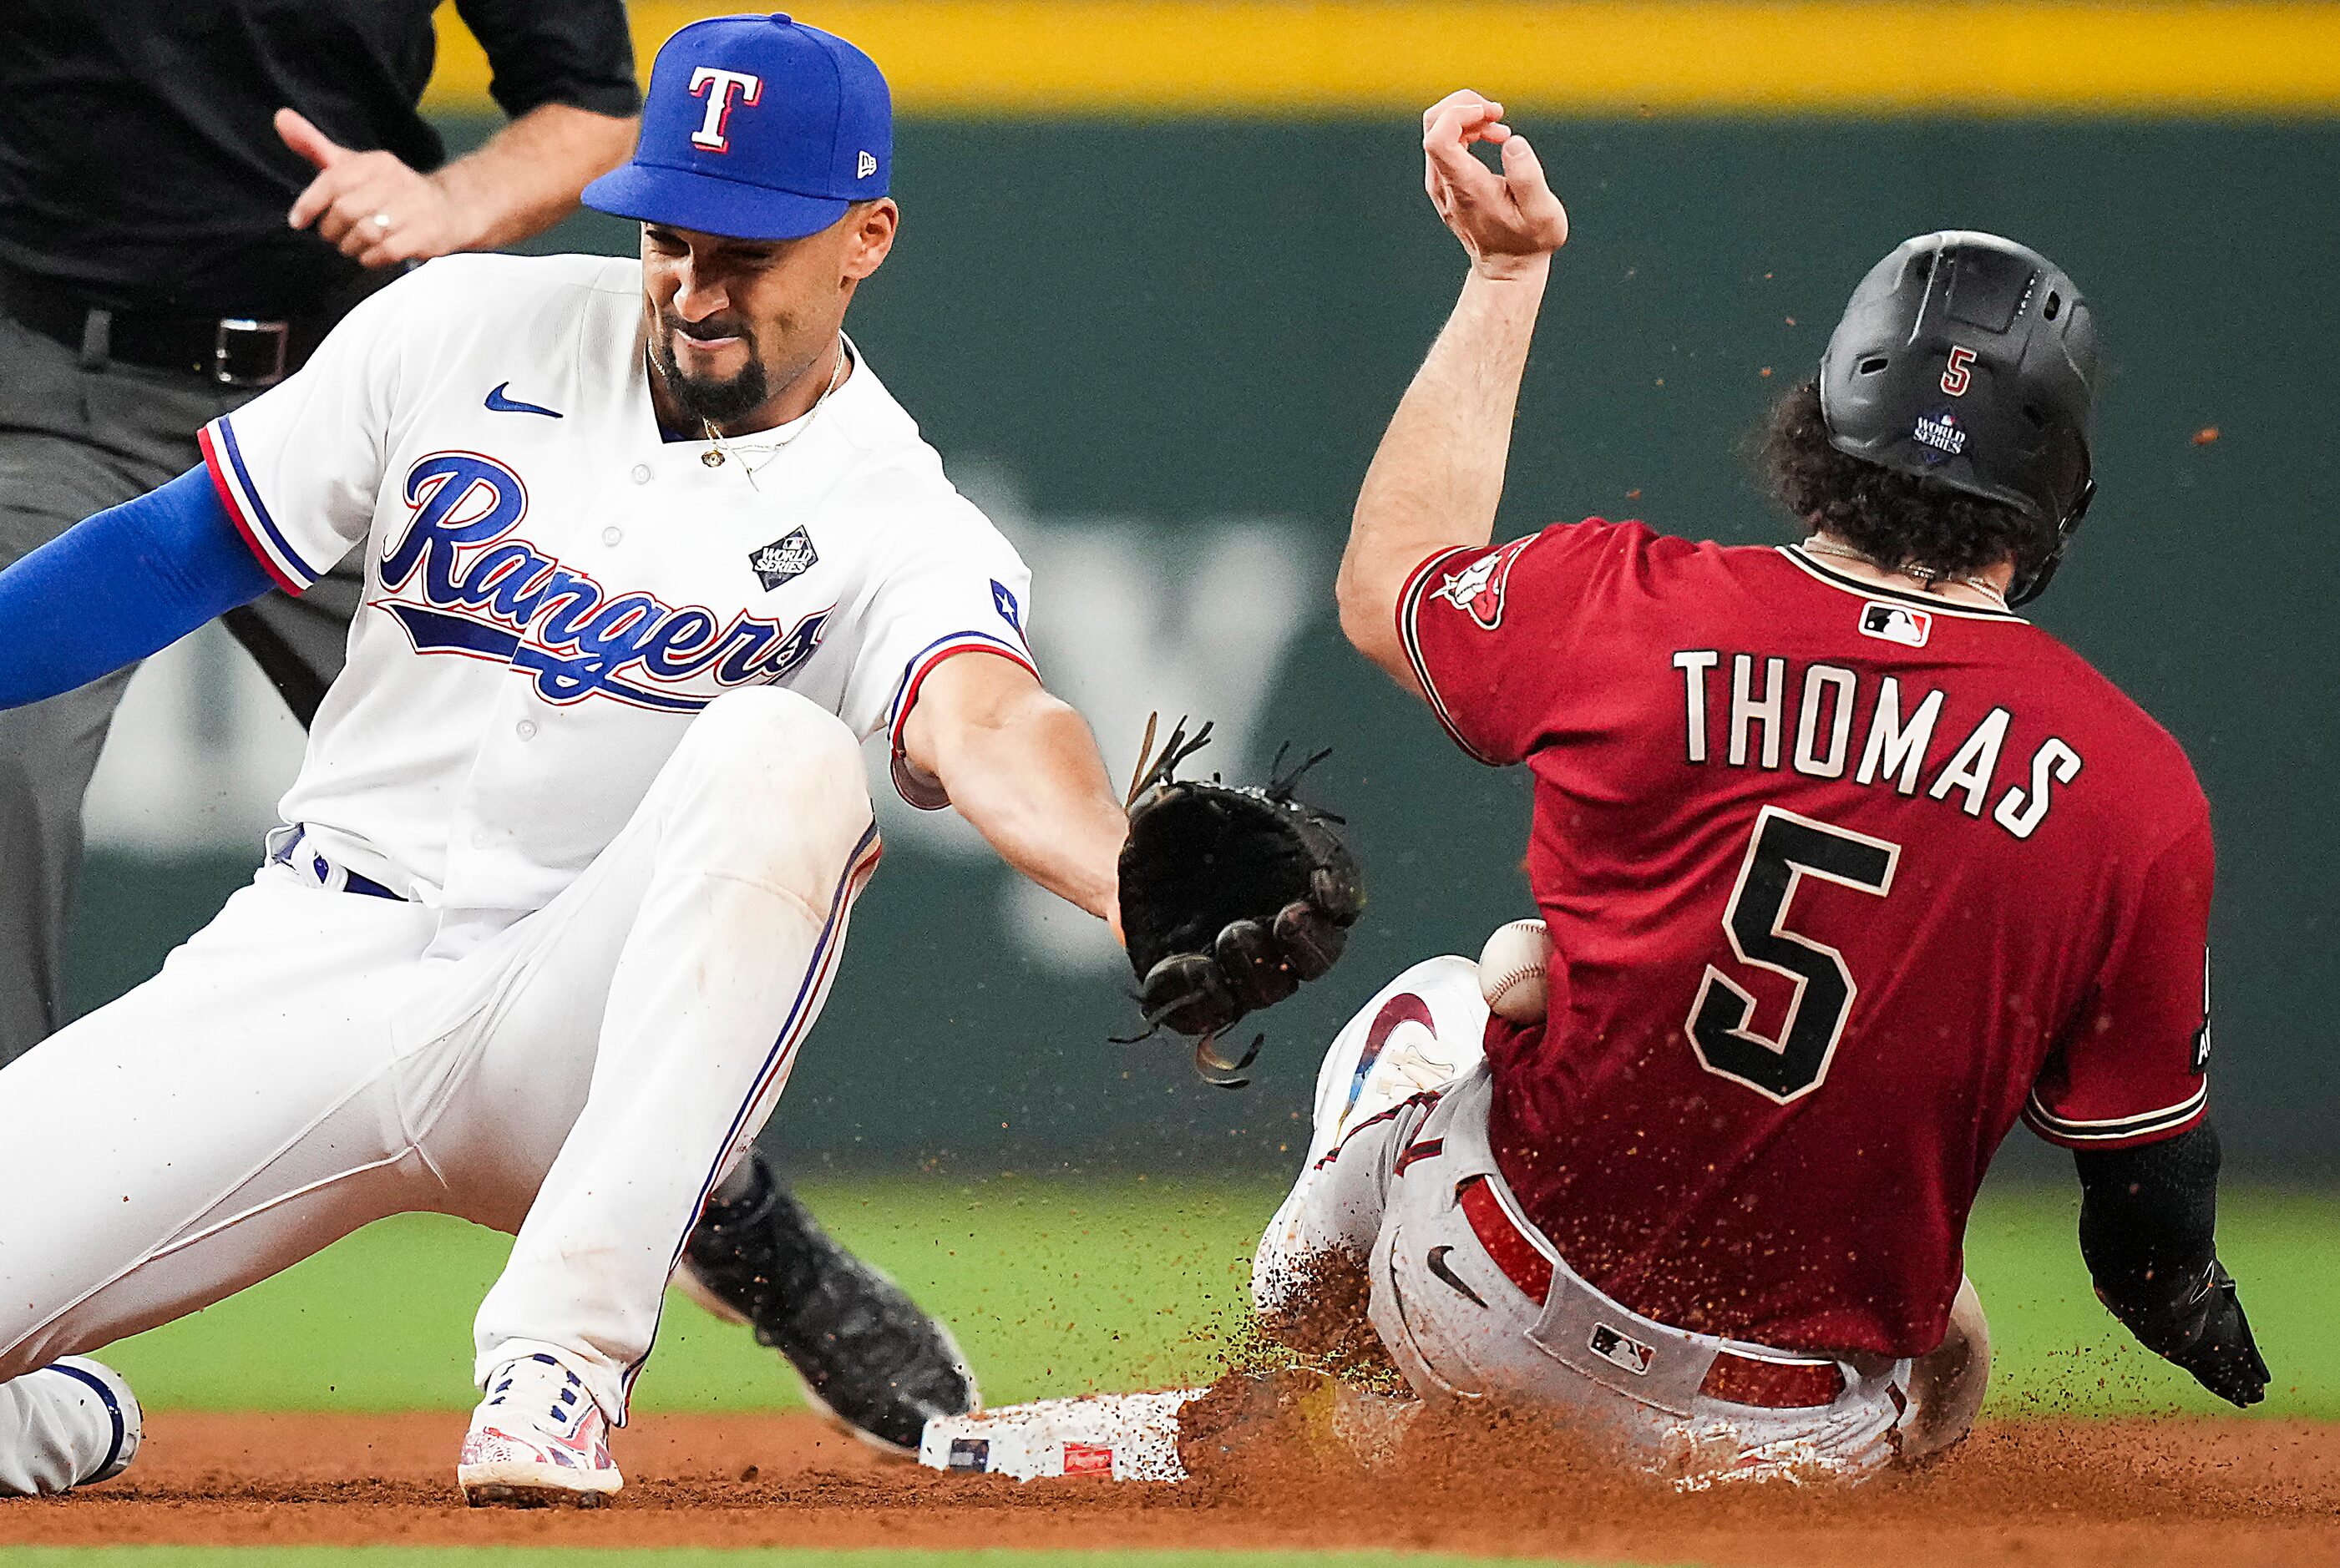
[96,1179,2340,1419]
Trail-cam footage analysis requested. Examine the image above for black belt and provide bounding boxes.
[0,263,354,387]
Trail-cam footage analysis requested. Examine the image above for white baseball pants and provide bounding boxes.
[0,686,879,1474]
[0,1363,132,1495]
[1254,956,1928,1486]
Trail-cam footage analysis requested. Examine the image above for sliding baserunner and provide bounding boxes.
[1251,90,2267,1485]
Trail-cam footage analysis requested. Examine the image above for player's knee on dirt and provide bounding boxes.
[663,688,873,883]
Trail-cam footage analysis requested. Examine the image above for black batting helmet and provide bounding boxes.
[1817,231,2098,605]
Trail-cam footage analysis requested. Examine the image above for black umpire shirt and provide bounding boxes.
[0,0,639,317]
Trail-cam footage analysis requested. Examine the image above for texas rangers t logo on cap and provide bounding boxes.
[688,67,762,151]
[583,14,894,242]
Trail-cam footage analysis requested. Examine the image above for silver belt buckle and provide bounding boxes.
[214,317,291,387]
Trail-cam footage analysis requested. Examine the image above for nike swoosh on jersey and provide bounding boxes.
[484,382,562,418]
[1426,1245,1487,1308]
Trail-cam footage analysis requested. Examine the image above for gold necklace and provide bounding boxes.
[699,343,850,481]
[1800,536,2009,610]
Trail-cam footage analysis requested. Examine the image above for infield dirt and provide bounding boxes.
[3,1409,2336,1565]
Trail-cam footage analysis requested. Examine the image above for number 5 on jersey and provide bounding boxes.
[1688,807,1900,1104]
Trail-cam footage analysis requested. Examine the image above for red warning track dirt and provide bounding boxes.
[3,1410,2337,1565]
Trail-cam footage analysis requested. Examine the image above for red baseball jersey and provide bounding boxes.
[1400,520,2214,1358]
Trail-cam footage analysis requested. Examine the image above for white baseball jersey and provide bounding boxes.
[197,252,1034,953]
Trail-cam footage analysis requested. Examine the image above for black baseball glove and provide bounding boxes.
[1116,718,1363,1086]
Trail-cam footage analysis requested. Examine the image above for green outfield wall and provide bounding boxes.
[68,115,2340,1179]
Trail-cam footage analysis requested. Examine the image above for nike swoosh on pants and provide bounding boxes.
[1426,1245,1488,1308]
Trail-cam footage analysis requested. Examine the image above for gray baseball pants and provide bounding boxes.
[0,314,364,1063]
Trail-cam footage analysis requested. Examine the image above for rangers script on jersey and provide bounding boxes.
[199,251,1034,954]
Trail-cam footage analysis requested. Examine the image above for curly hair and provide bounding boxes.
[1756,380,2057,581]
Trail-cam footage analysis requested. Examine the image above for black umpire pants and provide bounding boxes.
[0,314,365,1064]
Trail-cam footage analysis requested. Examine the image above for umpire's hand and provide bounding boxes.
[278,109,478,268]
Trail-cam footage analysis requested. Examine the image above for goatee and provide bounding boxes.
[653,321,770,429]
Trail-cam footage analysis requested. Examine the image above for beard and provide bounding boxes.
[651,309,772,428]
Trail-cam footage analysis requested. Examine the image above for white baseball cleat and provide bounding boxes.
[40,1357,142,1486]
[457,1353,621,1507]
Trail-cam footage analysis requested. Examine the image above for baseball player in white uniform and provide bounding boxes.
[0,15,1137,1505]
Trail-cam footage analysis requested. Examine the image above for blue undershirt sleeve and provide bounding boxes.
[0,464,278,711]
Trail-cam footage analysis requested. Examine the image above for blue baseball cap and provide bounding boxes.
[583,13,892,242]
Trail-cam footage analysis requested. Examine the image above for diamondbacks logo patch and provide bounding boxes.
[749,528,818,590]
[1430,536,1534,630]
[1860,601,1932,648]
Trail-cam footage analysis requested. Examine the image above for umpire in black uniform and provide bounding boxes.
[0,0,976,1456]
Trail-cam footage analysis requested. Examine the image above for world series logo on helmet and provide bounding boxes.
[1912,411,1967,458]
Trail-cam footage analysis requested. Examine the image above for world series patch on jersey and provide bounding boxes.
[1400,519,2215,1358]
[195,253,1036,953]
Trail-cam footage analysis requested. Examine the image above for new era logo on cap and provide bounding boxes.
[858,150,878,178]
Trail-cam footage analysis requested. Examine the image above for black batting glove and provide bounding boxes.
[2100,1258,2270,1408]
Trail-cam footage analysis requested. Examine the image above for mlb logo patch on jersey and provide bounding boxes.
[749,528,818,589]
[1860,601,1932,648]
[1587,1323,1654,1376]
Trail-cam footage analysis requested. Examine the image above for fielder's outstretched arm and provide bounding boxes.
[1338,91,1569,695]
[899,651,1127,938]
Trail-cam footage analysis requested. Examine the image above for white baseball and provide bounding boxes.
[1477,918,1551,1024]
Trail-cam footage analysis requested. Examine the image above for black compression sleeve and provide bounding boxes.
[2073,1118,2268,1405]
[2074,1119,2220,1314]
